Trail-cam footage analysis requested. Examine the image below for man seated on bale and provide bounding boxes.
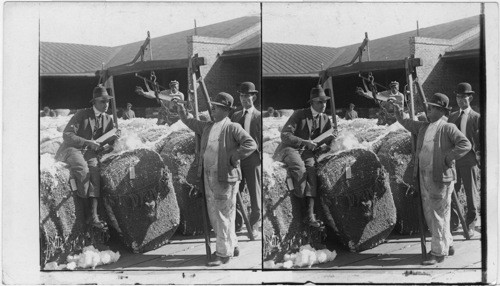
[391,93,471,265]
[55,85,120,229]
[173,92,257,267]
[231,82,262,239]
[273,85,337,228]
[136,80,185,125]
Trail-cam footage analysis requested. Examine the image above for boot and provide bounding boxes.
[302,197,322,228]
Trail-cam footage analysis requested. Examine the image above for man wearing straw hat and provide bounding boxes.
[273,85,336,228]
[174,92,257,267]
[55,85,119,229]
[448,83,481,237]
[391,93,471,265]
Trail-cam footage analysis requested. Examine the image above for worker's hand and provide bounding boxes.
[332,129,339,139]
[86,140,100,151]
[444,156,455,168]
[134,86,144,95]
[303,140,317,150]
[230,155,240,168]
[317,144,330,153]
[115,129,121,139]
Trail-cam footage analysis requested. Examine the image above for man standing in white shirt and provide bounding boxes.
[448,83,481,237]
[231,82,262,239]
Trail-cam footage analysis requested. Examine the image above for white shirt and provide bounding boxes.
[310,106,322,128]
[457,107,471,134]
[92,106,104,117]
[419,117,445,171]
[204,117,229,170]
[241,106,254,133]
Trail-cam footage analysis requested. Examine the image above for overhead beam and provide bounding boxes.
[105,59,189,77]
[321,58,422,78]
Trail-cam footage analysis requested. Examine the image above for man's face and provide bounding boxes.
[127,104,132,110]
[239,93,255,110]
[456,93,472,110]
[311,100,327,114]
[170,84,179,93]
[94,99,110,113]
[211,104,229,122]
[426,105,445,122]
[391,85,399,93]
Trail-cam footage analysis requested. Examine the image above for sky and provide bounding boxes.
[39,2,482,48]
[39,2,261,47]
[262,2,482,47]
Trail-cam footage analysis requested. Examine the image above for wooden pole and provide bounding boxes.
[105,76,119,129]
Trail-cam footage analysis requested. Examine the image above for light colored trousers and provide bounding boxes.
[204,168,239,258]
[419,169,454,257]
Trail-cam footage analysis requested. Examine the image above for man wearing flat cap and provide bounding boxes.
[231,82,262,239]
[273,85,336,228]
[55,85,119,229]
[135,79,185,125]
[392,93,471,265]
[174,92,257,267]
[449,83,481,237]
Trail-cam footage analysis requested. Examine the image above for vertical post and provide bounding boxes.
[105,76,119,129]
[405,58,416,120]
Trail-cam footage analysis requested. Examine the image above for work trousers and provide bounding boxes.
[204,168,239,258]
[61,147,100,198]
[419,169,454,257]
[282,148,316,198]
[239,151,262,228]
[452,164,479,227]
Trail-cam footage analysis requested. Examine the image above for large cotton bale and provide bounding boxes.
[263,156,323,261]
[40,137,63,155]
[317,149,396,252]
[377,132,421,235]
[160,130,206,236]
[40,156,109,266]
[100,148,180,253]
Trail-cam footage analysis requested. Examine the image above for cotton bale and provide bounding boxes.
[40,137,63,155]
[262,154,324,261]
[377,132,422,235]
[40,155,109,265]
[317,149,396,252]
[263,138,281,156]
[160,130,207,236]
[100,148,180,253]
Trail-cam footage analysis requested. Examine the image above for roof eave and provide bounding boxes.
[442,49,479,60]
[323,58,422,77]
[263,73,320,78]
[220,48,260,59]
[40,73,99,77]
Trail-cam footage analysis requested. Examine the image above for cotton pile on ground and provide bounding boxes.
[377,131,421,235]
[44,245,120,270]
[100,148,180,253]
[262,154,324,261]
[263,244,337,269]
[40,137,63,155]
[160,130,207,235]
[40,154,109,266]
[317,149,396,252]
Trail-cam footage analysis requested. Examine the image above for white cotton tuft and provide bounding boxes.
[100,251,112,265]
[66,262,77,270]
[282,260,293,269]
[263,260,275,269]
[44,261,58,270]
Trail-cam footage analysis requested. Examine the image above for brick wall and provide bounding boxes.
[187,25,261,112]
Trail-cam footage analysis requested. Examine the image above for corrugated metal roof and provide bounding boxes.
[450,33,480,52]
[229,33,261,51]
[328,15,480,68]
[105,16,260,67]
[263,43,338,76]
[40,42,116,75]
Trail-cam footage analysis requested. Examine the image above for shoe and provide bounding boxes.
[207,255,230,267]
[234,246,240,257]
[303,214,323,228]
[422,254,445,265]
[448,246,455,256]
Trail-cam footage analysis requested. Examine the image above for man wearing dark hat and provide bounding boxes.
[174,92,257,267]
[273,85,336,228]
[230,82,262,239]
[345,103,358,120]
[135,79,184,125]
[55,85,119,229]
[449,83,481,237]
[392,93,471,265]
